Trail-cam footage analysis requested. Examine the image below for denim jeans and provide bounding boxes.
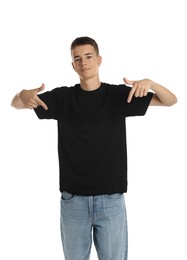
[60,191,128,260]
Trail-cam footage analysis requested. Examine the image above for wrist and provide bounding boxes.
[150,80,158,92]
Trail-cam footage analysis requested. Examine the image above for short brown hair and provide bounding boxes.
[71,36,99,55]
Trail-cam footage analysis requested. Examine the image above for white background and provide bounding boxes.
[0,0,186,259]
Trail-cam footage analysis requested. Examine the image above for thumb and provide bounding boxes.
[123,77,135,86]
[36,83,45,93]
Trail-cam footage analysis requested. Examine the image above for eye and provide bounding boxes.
[74,57,81,62]
[86,55,92,59]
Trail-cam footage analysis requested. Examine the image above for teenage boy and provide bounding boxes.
[11,36,177,260]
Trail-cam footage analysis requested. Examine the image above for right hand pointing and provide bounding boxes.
[19,83,48,110]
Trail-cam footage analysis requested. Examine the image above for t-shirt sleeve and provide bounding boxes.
[34,87,62,120]
[121,85,153,117]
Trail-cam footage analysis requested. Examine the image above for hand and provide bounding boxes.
[19,83,48,110]
[123,78,152,103]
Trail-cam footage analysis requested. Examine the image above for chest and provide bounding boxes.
[59,92,125,138]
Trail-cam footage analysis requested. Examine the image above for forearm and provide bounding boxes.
[150,81,177,106]
[11,92,27,109]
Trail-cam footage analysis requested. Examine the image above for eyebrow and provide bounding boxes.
[73,52,93,59]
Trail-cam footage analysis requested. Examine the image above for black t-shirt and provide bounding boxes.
[34,83,153,195]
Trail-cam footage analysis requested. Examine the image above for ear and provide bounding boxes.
[98,55,102,66]
[72,62,76,71]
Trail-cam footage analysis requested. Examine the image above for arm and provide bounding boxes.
[123,78,177,106]
[11,83,48,110]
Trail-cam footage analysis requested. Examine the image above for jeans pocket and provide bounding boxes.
[61,191,75,202]
[105,193,123,199]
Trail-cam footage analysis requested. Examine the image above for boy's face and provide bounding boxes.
[71,44,102,81]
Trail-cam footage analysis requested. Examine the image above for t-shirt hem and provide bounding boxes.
[60,188,127,196]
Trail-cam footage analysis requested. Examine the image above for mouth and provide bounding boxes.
[81,68,90,71]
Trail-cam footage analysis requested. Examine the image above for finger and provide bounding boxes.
[28,100,39,108]
[35,96,48,110]
[26,97,41,109]
[134,87,141,97]
[138,85,148,97]
[143,89,148,96]
[26,103,35,109]
[123,77,135,86]
[139,88,145,97]
[127,87,136,103]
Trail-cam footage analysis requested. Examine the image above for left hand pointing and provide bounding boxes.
[123,77,152,103]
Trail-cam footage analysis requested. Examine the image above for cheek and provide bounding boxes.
[72,62,75,70]
[72,63,79,72]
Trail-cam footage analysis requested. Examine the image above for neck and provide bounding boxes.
[80,77,101,91]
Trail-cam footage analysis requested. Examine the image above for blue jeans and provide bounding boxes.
[60,191,128,260]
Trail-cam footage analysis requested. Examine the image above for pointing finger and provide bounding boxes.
[127,87,136,103]
[35,96,48,110]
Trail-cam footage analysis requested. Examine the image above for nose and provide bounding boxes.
[81,57,87,66]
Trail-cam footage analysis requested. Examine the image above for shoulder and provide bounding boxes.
[103,82,131,96]
[37,85,77,106]
[50,85,76,94]
[42,85,76,98]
